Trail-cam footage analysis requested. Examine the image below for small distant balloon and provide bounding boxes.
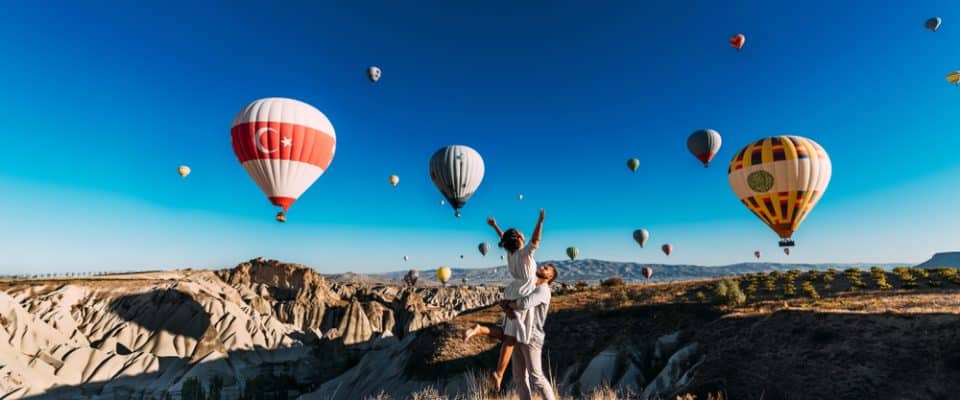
[403,255,409,262]
[478,242,490,256]
[642,267,653,279]
[626,158,640,172]
[178,165,191,178]
[754,251,761,259]
[661,244,672,256]
[440,199,445,205]
[566,246,579,261]
[389,175,399,187]
[436,267,452,285]
[460,254,464,259]
[784,248,791,256]
[633,229,650,248]
[687,129,722,167]
[947,71,960,85]
[518,194,524,201]
[500,255,504,260]
[367,66,381,83]
[730,34,746,51]
[926,17,942,32]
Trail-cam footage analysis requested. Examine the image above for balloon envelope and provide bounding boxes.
[642,267,653,279]
[633,229,650,248]
[566,247,579,261]
[479,242,490,256]
[948,71,960,85]
[730,34,746,50]
[436,267,452,283]
[367,66,381,83]
[178,165,191,178]
[389,175,399,187]
[926,17,942,32]
[429,145,485,217]
[784,248,791,255]
[754,251,761,259]
[627,158,640,172]
[687,129,722,167]
[231,97,336,214]
[661,244,672,256]
[728,136,831,246]
[403,256,409,262]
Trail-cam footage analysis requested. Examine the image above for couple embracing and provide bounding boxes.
[464,209,557,400]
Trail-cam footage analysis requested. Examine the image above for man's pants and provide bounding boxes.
[511,341,556,400]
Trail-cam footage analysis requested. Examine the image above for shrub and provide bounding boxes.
[929,279,943,288]
[801,281,820,299]
[783,282,797,297]
[763,274,778,293]
[912,268,930,279]
[601,277,626,288]
[695,291,707,303]
[575,280,590,291]
[713,278,746,306]
[870,268,892,290]
[806,269,820,282]
[603,289,629,309]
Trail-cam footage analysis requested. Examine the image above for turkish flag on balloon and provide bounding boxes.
[231,97,336,214]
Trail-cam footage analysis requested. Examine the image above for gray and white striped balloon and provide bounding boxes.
[429,145,485,217]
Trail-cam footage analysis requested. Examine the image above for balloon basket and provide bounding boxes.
[779,240,795,247]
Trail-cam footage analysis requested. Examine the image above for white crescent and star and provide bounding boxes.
[255,127,293,154]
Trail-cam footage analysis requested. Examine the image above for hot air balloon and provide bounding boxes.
[440,200,445,205]
[633,229,650,248]
[688,129,722,167]
[566,247,579,261]
[437,267,452,286]
[367,66,381,83]
[730,34,746,51]
[948,71,960,85]
[642,267,653,279]
[627,158,640,172]
[500,255,504,260]
[926,17,942,32]
[754,251,761,259]
[661,244,672,256]
[728,136,831,247]
[430,145,485,217]
[404,269,419,287]
[231,98,335,221]
[389,175,399,187]
[178,165,191,178]
[784,248,791,256]
[479,242,490,256]
[518,194,524,201]
[460,254,464,259]
[403,255,409,262]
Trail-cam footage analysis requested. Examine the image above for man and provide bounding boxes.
[463,264,557,400]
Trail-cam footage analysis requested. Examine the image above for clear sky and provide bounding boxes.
[2,1,960,274]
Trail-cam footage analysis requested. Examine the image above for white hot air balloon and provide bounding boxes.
[231,98,336,221]
[367,66,382,83]
[429,145,485,217]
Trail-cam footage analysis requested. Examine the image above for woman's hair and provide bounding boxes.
[498,228,523,252]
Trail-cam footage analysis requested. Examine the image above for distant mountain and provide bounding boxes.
[375,259,908,285]
[915,252,960,268]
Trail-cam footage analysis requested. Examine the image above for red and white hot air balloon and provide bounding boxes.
[661,244,672,256]
[231,98,336,221]
[730,34,746,51]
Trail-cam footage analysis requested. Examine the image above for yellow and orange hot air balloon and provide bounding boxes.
[436,267,452,286]
[389,175,400,187]
[728,136,831,247]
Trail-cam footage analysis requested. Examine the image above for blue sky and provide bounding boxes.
[2,1,960,274]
